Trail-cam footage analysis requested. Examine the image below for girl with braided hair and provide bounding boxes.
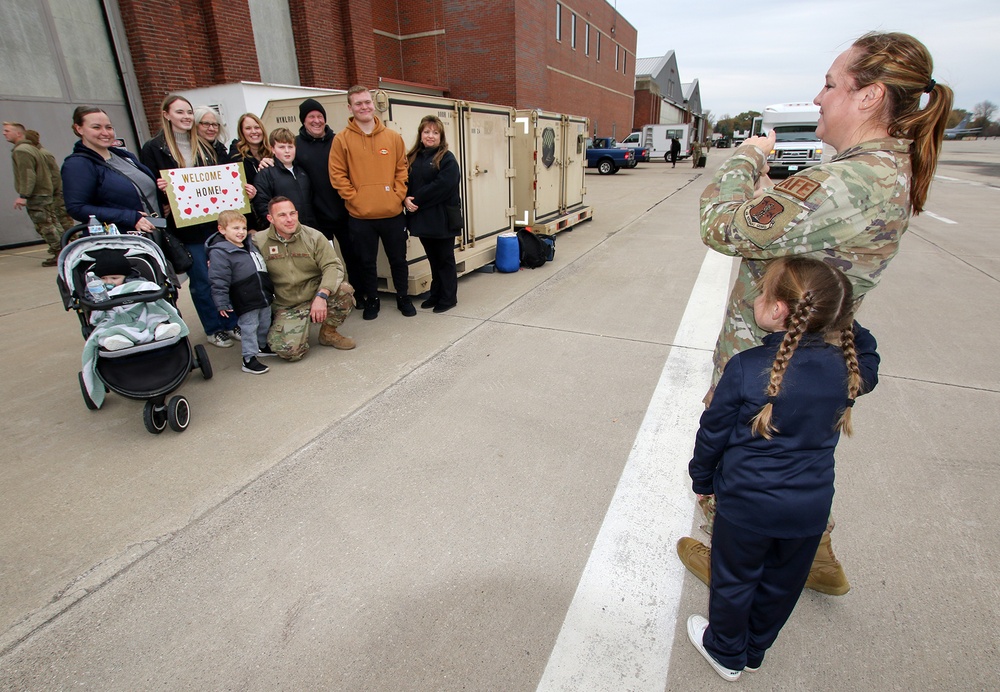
[685,257,880,681]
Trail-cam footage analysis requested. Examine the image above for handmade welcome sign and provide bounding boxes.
[162,162,251,228]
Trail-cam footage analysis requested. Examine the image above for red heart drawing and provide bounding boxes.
[231,171,239,178]
[203,207,210,213]
[222,189,228,195]
[210,197,218,204]
[178,185,185,191]
[184,208,192,215]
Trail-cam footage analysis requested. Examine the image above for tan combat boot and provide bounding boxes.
[676,537,711,586]
[319,324,356,350]
[804,532,850,595]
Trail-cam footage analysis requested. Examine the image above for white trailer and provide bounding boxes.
[760,103,825,175]
[512,110,592,234]
[622,123,694,161]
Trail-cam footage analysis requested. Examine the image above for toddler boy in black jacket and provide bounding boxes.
[207,210,275,374]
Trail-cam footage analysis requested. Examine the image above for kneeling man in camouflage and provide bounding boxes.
[254,196,356,361]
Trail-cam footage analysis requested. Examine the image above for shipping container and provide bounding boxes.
[262,90,515,295]
[512,110,593,234]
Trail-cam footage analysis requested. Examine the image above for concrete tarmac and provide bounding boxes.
[1,141,998,690]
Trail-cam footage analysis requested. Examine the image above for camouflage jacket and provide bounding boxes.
[10,141,53,198]
[701,137,911,384]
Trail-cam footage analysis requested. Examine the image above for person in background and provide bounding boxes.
[328,86,412,320]
[24,129,75,230]
[140,94,239,348]
[404,115,461,313]
[677,30,954,598]
[295,98,361,300]
[228,113,273,230]
[669,136,681,167]
[3,121,62,265]
[61,106,160,236]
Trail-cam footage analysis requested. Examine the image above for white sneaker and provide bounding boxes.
[100,334,133,351]
[209,332,234,348]
[687,615,741,682]
[154,322,182,340]
[226,326,242,341]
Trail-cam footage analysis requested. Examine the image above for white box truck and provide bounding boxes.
[619,123,694,162]
[760,103,825,176]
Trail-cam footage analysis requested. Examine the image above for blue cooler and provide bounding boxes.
[495,232,520,273]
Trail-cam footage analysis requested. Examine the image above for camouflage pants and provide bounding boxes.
[267,285,354,361]
[53,192,77,231]
[26,198,62,254]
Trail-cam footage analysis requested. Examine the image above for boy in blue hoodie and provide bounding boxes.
[207,210,275,374]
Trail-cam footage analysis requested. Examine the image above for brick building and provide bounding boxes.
[631,52,705,140]
[124,0,638,140]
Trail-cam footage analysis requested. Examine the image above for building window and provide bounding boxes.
[622,50,627,74]
[585,24,590,55]
[571,13,576,49]
[597,32,601,61]
[556,2,562,41]
[615,45,619,71]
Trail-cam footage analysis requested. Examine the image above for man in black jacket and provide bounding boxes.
[294,99,361,301]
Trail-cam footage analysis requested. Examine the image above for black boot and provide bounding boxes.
[397,295,416,317]
[362,295,380,320]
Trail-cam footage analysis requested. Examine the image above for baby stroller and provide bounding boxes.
[57,228,212,434]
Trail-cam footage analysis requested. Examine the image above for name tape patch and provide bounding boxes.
[774,176,821,201]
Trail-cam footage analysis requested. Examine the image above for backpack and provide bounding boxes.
[517,228,550,269]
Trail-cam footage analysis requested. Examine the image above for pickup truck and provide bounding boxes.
[586,137,634,174]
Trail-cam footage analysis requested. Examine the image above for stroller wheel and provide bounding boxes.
[194,344,213,380]
[167,395,191,432]
[143,400,168,434]
[78,372,98,411]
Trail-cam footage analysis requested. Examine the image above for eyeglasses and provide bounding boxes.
[199,122,220,129]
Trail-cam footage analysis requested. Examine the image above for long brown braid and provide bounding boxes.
[749,257,850,440]
[832,269,862,436]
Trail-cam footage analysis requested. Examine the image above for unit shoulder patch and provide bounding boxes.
[774,176,821,201]
[744,196,785,230]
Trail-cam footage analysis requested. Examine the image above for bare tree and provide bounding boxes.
[972,101,997,128]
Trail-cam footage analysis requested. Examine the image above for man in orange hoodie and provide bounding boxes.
[328,86,413,320]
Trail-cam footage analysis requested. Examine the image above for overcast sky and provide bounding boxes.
[612,0,999,119]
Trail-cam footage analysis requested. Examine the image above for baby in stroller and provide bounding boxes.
[87,251,188,351]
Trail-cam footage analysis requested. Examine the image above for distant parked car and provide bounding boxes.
[715,138,731,148]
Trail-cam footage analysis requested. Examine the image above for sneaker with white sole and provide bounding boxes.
[227,326,242,341]
[209,332,234,348]
[687,615,741,682]
[241,356,268,374]
[100,334,133,351]
[154,322,182,341]
[257,344,278,358]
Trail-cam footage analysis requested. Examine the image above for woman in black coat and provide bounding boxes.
[228,113,273,230]
[404,116,461,312]
[140,94,239,348]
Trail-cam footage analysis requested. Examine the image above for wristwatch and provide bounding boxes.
[315,291,330,300]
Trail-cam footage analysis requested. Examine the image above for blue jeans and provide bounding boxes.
[185,241,238,337]
[237,306,271,360]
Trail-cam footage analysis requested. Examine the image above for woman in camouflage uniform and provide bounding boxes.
[677,32,954,597]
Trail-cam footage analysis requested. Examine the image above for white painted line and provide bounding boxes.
[923,211,957,225]
[537,250,734,691]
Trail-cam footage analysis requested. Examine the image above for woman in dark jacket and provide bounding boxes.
[62,106,160,234]
[404,115,462,312]
[228,113,273,230]
[140,94,238,349]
